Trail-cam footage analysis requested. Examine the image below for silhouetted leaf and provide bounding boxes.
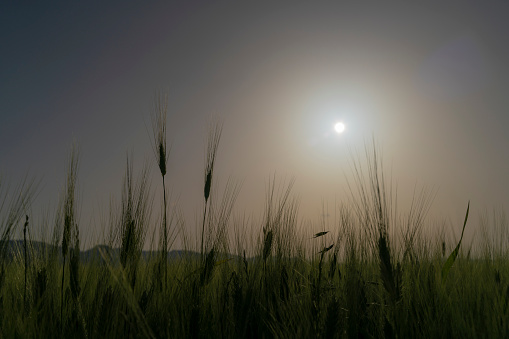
[319,244,334,254]
[441,201,469,283]
[313,231,329,239]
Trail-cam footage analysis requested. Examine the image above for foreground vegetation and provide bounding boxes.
[1,95,508,338]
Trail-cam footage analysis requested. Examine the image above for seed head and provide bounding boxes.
[204,170,212,202]
[203,120,222,202]
[151,91,169,177]
[158,143,166,176]
[263,230,273,262]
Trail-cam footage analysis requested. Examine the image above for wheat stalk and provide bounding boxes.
[201,120,223,259]
[61,143,79,332]
[150,91,170,290]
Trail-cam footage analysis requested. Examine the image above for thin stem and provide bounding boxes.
[201,201,208,261]
[61,255,66,333]
[162,174,167,290]
[23,215,28,312]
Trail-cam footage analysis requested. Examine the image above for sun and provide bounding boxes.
[334,122,345,134]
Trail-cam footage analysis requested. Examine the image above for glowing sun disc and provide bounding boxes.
[334,122,345,134]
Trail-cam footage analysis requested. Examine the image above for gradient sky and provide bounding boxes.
[2,1,509,247]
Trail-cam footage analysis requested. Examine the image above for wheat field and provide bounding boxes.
[0,100,508,338]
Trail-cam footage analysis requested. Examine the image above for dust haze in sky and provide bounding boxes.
[2,1,509,248]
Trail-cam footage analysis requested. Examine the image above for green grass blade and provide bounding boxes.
[441,201,469,283]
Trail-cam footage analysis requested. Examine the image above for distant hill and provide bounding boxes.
[0,240,203,263]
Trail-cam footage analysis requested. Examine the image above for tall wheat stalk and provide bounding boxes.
[118,156,152,338]
[201,121,222,260]
[150,91,170,289]
[0,175,38,265]
[119,156,151,288]
[60,143,79,332]
[23,215,29,312]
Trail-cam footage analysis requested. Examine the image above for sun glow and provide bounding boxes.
[334,122,345,134]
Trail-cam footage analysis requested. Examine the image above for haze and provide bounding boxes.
[2,1,509,248]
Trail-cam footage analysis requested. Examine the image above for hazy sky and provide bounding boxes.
[2,1,509,246]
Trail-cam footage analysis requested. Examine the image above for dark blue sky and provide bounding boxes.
[2,1,509,247]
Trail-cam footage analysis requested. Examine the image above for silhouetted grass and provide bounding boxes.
[150,91,171,290]
[201,120,223,261]
[1,119,508,338]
